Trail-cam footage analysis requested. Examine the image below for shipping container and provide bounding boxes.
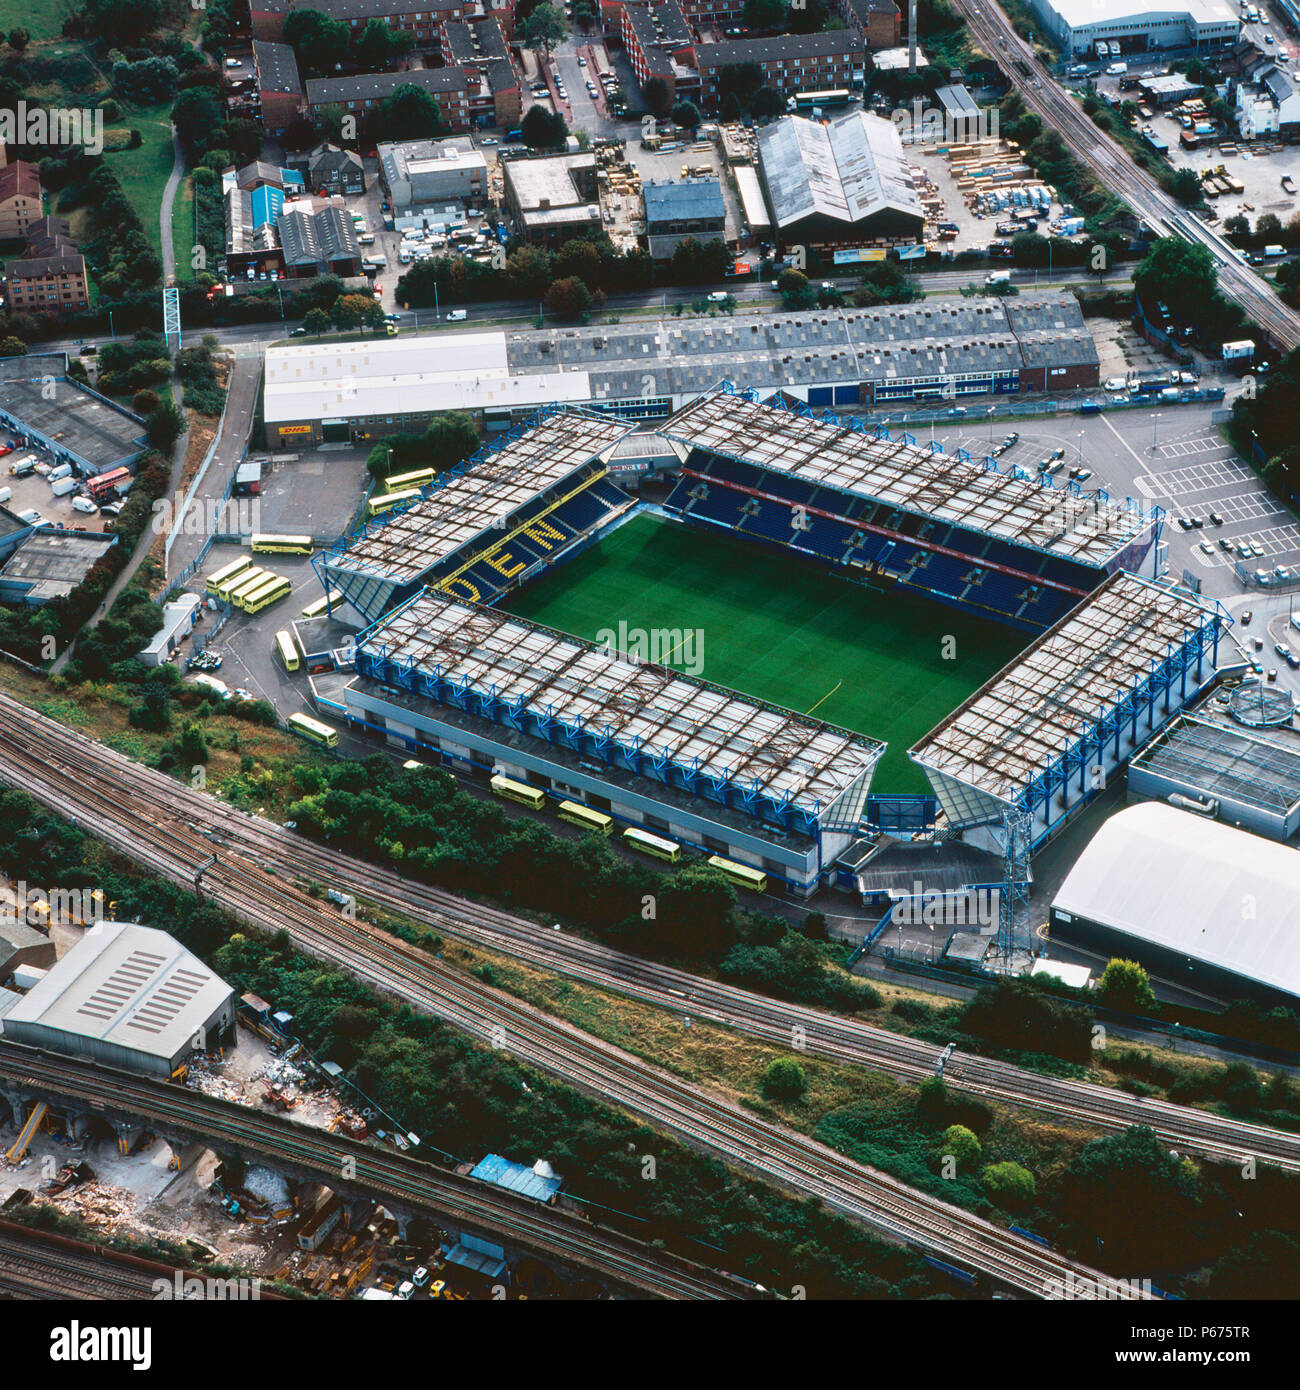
[50,476,78,497]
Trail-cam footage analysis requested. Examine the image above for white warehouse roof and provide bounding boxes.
[3,921,233,1062]
[263,333,591,425]
[1053,804,1300,1001]
[1042,0,1235,27]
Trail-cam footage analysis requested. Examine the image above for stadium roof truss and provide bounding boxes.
[908,572,1225,836]
[356,591,885,834]
[660,386,1157,572]
[316,405,634,618]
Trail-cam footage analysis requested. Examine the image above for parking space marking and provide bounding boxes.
[1157,436,1225,458]
[1152,458,1256,494]
[1236,524,1300,559]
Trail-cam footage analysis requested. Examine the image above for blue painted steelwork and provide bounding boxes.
[864,794,938,831]
[355,594,878,845]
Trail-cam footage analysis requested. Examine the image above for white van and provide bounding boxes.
[1106,60,1128,75]
[986,270,1011,285]
[50,476,79,497]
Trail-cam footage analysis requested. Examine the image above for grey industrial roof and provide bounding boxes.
[851,837,1005,896]
[1131,715,1300,815]
[910,574,1217,802]
[306,67,465,106]
[253,39,302,97]
[0,531,117,601]
[643,179,726,227]
[360,592,886,816]
[3,921,234,1061]
[759,112,924,231]
[662,387,1151,567]
[277,205,360,268]
[1052,803,1300,1000]
[0,355,146,471]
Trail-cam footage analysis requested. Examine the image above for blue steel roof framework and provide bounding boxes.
[355,590,886,834]
[660,385,1158,571]
[909,572,1225,838]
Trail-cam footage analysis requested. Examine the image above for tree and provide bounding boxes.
[330,293,376,330]
[146,402,185,452]
[8,27,28,51]
[668,236,732,286]
[743,0,787,27]
[1219,1060,1265,1115]
[1134,237,1216,325]
[671,99,702,132]
[83,0,162,41]
[0,337,26,358]
[644,76,673,118]
[283,8,351,77]
[937,1124,981,1171]
[750,86,787,118]
[132,388,160,415]
[354,17,413,71]
[303,307,331,335]
[761,1058,807,1102]
[1095,958,1158,1015]
[981,1161,1036,1208]
[778,268,817,310]
[519,2,566,60]
[521,104,568,149]
[544,275,593,320]
[1183,57,1215,88]
[171,87,224,158]
[1172,167,1203,207]
[1205,1232,1300,1300]
[1059,1125,1201,1265]
[369,84,448,144]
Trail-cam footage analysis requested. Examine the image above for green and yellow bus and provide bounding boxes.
[556,800,614,837]
[301,590,344,619]
[225,567,274,606]
[242,576,293,614]
[365,487,421,520]
[622,827,682,862]
[206,556,253,597]
[274,629,300,672]
[706,855,768,894]
[287,712,339,748]
[490,773,546,811]
[251,533,314,555]
[383,467,436,493]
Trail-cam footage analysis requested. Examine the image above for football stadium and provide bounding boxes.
[317,384,1228,899]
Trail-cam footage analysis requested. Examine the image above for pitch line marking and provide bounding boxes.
[805,680,842,717]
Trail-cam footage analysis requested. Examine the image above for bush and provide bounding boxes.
[761,1058,807,1102]
[936,1124,981,1171]
[981,1161,1036,1208]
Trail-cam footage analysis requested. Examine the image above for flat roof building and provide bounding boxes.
[0,353,146,475]
[501,152,601,245]
[1128,714,1300,842]
[1,921,237,1077]
[1051,804,1300,1008]
[379,137,487,212]
[758,112,925,248]
[1025,0,1239,58]
[643,178,726,260]
[0,530,118,605]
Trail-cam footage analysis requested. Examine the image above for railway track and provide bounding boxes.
[0,1217,248,1301]
[953,0,1300,352]
[0,1045,746,1301]
[0,693,1289,1179]
[0,695,1157,1298]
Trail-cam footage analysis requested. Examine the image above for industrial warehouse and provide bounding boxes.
[1050,804,1300,1010]
[0,922,237,1078]
[1026,0,1239,57]
[262,294,1100,446]
[757,111,926,249]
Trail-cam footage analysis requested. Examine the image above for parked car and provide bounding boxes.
[1208,511,1224,525]
[289,326,307,336]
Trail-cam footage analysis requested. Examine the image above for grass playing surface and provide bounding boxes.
[503,513,1028,794]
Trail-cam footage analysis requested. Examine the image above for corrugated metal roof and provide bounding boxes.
[1052,803,1300,999]
[470,1153,563,1201]
[643,178,726,226]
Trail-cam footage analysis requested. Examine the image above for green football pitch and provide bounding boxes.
[502,513,1028,794]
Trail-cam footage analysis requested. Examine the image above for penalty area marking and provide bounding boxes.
[805,679,842,718]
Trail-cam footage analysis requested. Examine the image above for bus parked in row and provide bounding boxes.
[489,774,546,810]
[621,827,682,863]
[556,800,614,837]
[366,488,421,520]
[274,629,300,672]
[207,556,253,598]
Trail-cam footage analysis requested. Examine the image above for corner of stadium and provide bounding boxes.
[308,383,1230,914]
